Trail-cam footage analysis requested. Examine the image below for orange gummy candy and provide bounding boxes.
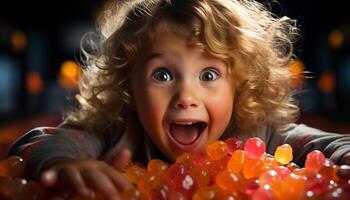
[147,159,168,173]
[215,170,242,192]
[206,141,228,161]
[274,144,293,165]
[123,164,146,184]
[227,150,246,173]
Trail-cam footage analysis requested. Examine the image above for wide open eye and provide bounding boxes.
[199,68,219,81]
[151,68,173,81]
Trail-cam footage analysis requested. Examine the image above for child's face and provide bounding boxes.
[131,31,235,161]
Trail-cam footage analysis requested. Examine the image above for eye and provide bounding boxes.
[199,68,219,81]
[151,68,173,81]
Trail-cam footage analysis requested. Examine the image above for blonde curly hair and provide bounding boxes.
[65,0,300,136]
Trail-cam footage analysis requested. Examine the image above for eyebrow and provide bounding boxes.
[144,53,163,63]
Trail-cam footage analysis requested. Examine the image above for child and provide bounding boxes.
[8,0,350,199]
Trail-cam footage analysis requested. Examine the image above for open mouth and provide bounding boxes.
[168,122,207,146]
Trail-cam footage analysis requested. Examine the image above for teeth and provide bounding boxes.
[174,122,198,125]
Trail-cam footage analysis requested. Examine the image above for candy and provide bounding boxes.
[123,164,146,184]
[0,137,348,200]
[243,157,264,179]
[304,172,327,196]
[241,179,259,196]
[225,137,244,156]
[319,161,339,183]
[273,166,291,179]
[251,187,275,200]
[189,166,210,187]
[215,170,242,192]
[191,152,211,168]
[176,152,192,165]
[276,173,305,200]
[305,150,325,173]
[147,159,168,173]
[227,150,246,173]
[274,144,293,165]
[206,141,228,161]
[259,170,282,191]
[138,171,164,196]
[244,137,266,159]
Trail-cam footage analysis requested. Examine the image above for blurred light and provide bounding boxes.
[26,71,44,95]
[0,56,20,113]
[11,31,27,52]
[328,30,344,49]
[288,59,305,88]
[318,71,336,93]
[58,60,80,90]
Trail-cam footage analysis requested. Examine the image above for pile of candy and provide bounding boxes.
[1,137,350,200]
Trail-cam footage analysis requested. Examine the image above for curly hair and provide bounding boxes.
[65,0,300,136]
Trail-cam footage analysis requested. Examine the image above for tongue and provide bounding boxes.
[169,123,200,145]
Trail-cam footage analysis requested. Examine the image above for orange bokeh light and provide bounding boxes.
[11,31,27,52]
[288,59,305,88]
[58,60,80,90]
[328,30,344,49]
[318,71,336,93]
[26,71,44,94]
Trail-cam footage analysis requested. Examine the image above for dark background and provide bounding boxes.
[1,0,350,157]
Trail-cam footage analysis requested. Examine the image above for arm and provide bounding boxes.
[260,123,350,165]
[8,125,133,199]
[8,126,106,179]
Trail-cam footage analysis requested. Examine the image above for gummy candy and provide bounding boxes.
[147,159,168,173]
[241,179,259,196]
[138,171,164,196]
[242,157,264,179]
[215,170,242,192]
[251,187,275,200]
[259,169,282,191]
[225,137,244,156]
[305,150,325,173]
[227,149,246,173]
[176,152,192,165]
[319,161,339,183]
[0,137,349,200]
[244,137,266,159]
[123,164,146,184]
[274,144,293,165]
[206,141,228,160]
[304,172,327,196]
[188,166,210,187]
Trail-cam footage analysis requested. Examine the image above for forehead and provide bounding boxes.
[150,19,193,42]
[151,30,187,51]
[148,30,219,62]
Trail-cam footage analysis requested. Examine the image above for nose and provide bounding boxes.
[171,83,200,109]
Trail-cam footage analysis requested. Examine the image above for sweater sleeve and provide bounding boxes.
[7,126,107,179]
[260,123,350,166]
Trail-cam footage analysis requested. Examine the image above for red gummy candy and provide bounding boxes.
[225,137,244,156]
[244,137,266,159]
[305,150,325,173]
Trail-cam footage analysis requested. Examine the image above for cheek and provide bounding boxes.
[134,87,168,132]
[207,88,234,135]
[212,99,233,128]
